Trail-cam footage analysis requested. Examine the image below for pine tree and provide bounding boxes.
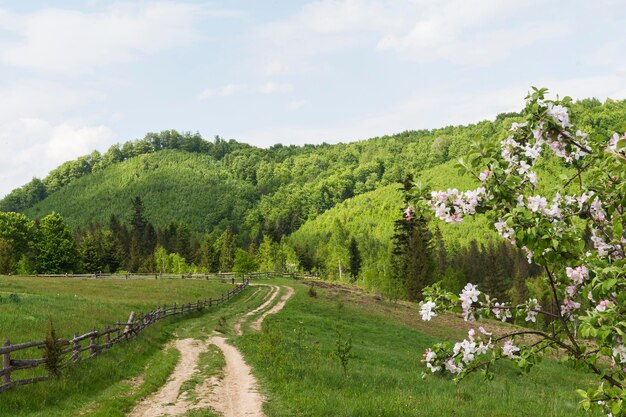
[218,228,235,272]
[482,243,509,301]
[348,236,361,282]
[390,174,435,300]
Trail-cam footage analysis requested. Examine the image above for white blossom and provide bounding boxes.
[420,301,437,321]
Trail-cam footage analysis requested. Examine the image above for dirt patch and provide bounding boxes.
[304,280,365,294]
[250,286,295,331]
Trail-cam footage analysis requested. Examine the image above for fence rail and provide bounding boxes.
[11,271,319,281]
[0,278,250,393]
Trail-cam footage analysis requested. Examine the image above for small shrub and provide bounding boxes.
[214,316,227,333]
[43,320,64,379]
[307,285,317,298]
[334,326,354,376]
[8,293,20,303]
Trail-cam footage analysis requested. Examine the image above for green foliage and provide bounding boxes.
[232,248,257,275]
[43,320,63,379]
[348,237,361,281]
[36,212,80,273]
[334,326,354,376]
[217,228,235,272]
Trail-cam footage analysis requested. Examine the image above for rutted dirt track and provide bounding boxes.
[129,339,208,417]
[251,286,294,331]
[205,336,266,417]
[234,284,280,336]
[128,284,293,417]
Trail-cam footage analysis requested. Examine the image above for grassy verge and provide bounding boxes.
[236,280,601,417]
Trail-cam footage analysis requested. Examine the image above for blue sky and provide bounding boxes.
[0,0,625,197]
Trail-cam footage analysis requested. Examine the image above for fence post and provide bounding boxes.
[2,340,10,388]
[104,326,111,348]
[72,334,80,362]
[124,311,135,338]
[209,297,212,307]
[89,328,98,357]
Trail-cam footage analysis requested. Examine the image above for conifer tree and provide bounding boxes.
[391,174,435,300]
[348,236,361,282]
[218,228,235,271]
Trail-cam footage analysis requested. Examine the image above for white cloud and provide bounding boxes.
[264,59,291,76]
[288,100,307,111]
[376,1,569,64]
[0,79,105,120]
[198,83,248,100]
[0,119,115,197]
[0,2,218,73]
[236,72,626,147]
[252,0,566,70]
[198,82,294,99]
[258,82,294,94]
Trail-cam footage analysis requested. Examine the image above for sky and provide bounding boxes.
[0,0,625,198]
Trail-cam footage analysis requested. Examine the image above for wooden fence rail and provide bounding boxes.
[13,271,319,281]
[0,278,249,393]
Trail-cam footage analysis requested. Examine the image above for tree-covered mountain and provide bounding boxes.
[1,96,625,297]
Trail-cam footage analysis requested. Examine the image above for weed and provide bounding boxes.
[333,326,354,376]
[43,320,64,379]
[8,293,20,303]
[307,285,317,298]
[214,316,227,333]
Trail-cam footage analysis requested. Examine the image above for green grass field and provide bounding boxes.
[0,277,603,416]
[0,276,236,343]
[236,280,600,417]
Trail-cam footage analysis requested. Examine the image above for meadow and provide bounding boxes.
[0,276,237,344]
[237,279,600,417]
[0,276,602,416]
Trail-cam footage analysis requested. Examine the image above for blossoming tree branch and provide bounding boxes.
[412,87,626,416]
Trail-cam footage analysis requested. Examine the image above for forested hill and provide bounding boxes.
[2,97,626,250]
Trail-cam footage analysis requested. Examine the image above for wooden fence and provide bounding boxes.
[0,278,249,393]
[15,271,319,281]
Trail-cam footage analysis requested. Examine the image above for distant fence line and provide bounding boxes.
[0,278,250,393]
[10,271,320,281]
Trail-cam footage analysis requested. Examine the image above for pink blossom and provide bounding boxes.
[596,300,612,312]
[478,169,491,182]
[502,340,520,359]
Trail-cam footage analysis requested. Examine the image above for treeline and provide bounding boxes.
[0,197,299,275]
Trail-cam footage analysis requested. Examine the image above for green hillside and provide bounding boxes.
[1,96,625,297]
[24,150,257,235]
[4,115,531,242]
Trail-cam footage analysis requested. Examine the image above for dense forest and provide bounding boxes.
[1,97,625,301]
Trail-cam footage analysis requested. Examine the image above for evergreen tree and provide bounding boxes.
[36,212,80,273]
[348,236,361,282]
[257,235,276,272]
[218,228,235,271]
[482,243,509,301]
[391,174,435,300]
[199,236,215,272]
